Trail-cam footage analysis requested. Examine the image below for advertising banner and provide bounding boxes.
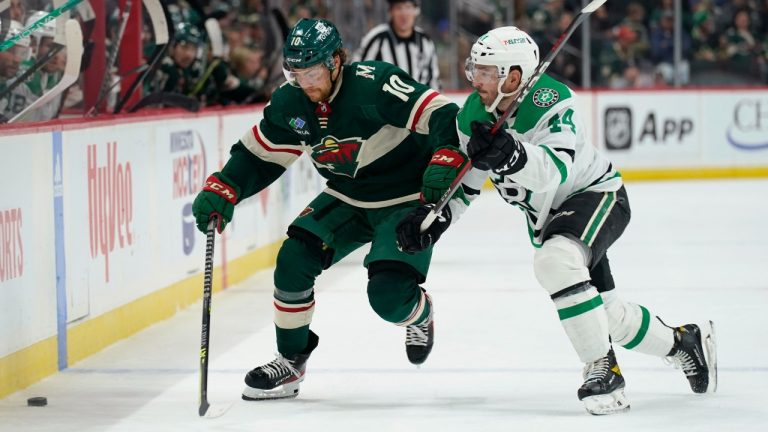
[700,91,768,164]
[596,91,702,169]
[61,124,153,320]
[0,133,56,356]
[153,118,222,287]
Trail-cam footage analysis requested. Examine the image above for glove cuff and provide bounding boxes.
[429,146,467,169]
[203,173,239,204]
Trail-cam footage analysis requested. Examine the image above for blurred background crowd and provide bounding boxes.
[1,0,767,124]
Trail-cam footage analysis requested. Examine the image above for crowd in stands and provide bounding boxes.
[2,0,767,124]
[523,0,768,87]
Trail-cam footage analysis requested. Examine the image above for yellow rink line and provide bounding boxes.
[480,166,768,189]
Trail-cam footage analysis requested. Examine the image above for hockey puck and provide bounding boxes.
[27,397,47,407]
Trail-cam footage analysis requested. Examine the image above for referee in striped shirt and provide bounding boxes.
[354,0,441,90]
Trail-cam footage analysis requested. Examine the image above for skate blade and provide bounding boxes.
[702,320,718,393]
[242,381,301,401]
[200,402,233,418]
[581,388,631,416]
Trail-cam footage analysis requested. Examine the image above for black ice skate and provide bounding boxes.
[405,292,434,365]
[242,330,319,400]
[665,321,717,394]
[577,348,630,415]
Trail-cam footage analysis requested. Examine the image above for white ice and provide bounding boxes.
[1,179,767,432]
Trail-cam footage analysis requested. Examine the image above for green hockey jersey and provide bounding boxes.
[222,61,460,207]
[456,74,622,246]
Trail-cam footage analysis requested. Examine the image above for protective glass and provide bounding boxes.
[283,62,328,88]
[464,58,503,84]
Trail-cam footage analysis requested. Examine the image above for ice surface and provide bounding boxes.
[1,179,767,431]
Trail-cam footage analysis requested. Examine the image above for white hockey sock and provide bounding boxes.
[554,284,611,363]
[601,290,674,357]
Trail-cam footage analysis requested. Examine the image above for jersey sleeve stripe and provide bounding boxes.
[240,124,303,168]
[250,125,303,156]
[407,90,440,132]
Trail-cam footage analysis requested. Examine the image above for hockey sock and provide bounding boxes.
[602,290,674,357]
[553,283,611,363]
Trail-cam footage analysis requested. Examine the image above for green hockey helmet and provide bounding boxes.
[174,22,204,46]
[282,18,342,79]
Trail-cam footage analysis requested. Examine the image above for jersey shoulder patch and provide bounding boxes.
[457,91,495,137]
[513,74,573,134]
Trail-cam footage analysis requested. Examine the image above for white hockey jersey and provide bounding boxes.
[456,74,622,247]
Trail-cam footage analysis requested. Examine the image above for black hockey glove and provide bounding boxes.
[395,204,452,254]
[467,120,527,175]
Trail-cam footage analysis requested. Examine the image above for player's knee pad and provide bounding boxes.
[533,235,591,295]
[367,261,425,325]
[274,227,327,299]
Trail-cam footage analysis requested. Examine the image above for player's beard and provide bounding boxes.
[303,86,329,103]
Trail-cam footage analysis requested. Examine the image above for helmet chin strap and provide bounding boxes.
[485,76,520,113]
[485,75,524,114]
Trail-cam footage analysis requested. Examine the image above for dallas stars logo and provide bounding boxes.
[532,88,559,108]
[311,135,364,178]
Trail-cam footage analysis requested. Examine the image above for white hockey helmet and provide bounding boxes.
[7,20,31,48]
[466,26,539,112]
[26,11,57,40]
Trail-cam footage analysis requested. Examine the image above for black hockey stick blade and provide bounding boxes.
[127,92,200,112]
[419,0,607,232]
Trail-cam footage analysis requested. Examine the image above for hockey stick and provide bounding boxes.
[87,0,132,115]
[198,216,232,418]
[114,0,169,114]
[188,18,224,97]
[419,0,607,232]
[127,91,200,112]
[80,63,149,112]
[0,0,83,52]
[7,19,83,123]
[0,43,65,101]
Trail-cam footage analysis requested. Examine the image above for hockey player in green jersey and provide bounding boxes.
[396,26,717,415]
[192,18,468,400]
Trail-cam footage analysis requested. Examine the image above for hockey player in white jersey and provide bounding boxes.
[395,26,717,415]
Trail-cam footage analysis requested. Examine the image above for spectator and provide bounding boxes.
[650,11,691,84]
[722,9,763,66]
[598,25,646,87]
[547,10,583,87]
[229,46,270,102]
[620,2,651,56]
[691,9,720,62]
[354,0,441,89]
[9,0,25,22]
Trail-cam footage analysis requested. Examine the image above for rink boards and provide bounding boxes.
[1,87,767,399]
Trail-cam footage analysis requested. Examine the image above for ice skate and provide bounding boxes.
[405,292,434,365]
[578,348,630,415]
[242,330,319,400]
[665,321,717,393]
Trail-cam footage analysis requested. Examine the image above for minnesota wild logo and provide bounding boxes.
[532,88,559,108]
[311,135,364,178]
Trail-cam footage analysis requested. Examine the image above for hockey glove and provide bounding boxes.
[192,172,240,233]
[395,204,452,254]
[467,120,527,175]
[421,146,468,204]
